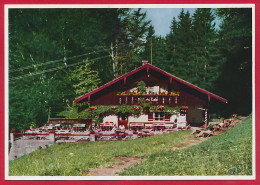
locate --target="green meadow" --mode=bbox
[9,129,192,176]
[121,115,253,176]
[9,115,252,176]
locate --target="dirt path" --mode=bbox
[82,137,208,176]
[171,137,209,150]
[82,157,145,176]
[81,117,244,176]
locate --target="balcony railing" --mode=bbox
[116,94,179,97]
[117,94,179,105]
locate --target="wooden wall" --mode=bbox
[88,68,208,107]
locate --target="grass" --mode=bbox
[9,129,192,176]
[120,115,253,176]
[9,115,253,176]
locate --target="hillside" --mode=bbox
[9,129,192,176]
[121,115,253,175]
[9,115,252,176]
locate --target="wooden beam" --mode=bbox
[169,77,173,84]
[146,66,150,73]
[208,95,211,102]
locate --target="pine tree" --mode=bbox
[214,8,252,116]
[166,17,178,59]
[166,9,193,80]
[165,8,223,92]
[111,8,151,77]
[190,8,221,90]
[141,25,168,69]
[142,25,155,63]
[150,36,168,70]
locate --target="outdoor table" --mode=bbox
[55,130,71,134]
[116,130,125,140]
[116,130,125,133]
[142,129,152,133]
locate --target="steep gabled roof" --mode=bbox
[74,62,228,103]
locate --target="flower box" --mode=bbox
[158,106,165,110]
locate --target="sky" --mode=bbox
[141,8,197,37]
[142,8,222,37]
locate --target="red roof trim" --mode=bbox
[147,64,228,103]
[74,65,146,103]
[74,63,228,103]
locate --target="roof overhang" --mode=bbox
[74,63,228,104]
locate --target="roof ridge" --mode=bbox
[74,63,228,103]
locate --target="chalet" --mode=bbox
[74,61,227,129]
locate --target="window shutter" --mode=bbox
[148,113,153,121]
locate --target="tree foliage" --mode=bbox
[213,8,252,116]
[166,9,193,80]
[9,8,152,131]
[165,9,223,91]
[110,8,151,77]
[8,8,252,131]
[190,8,224,90]
[70,60,101,97]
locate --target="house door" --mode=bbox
[118,114,128,129]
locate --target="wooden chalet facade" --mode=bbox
[74,61,228,128]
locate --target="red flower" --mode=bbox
[134,106,141,110]
[89,106,97,110]
[158,106,164,110]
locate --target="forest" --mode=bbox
[8,8,252,131]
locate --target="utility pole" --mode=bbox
[48,107,51,120]
[150,38,153,65]
[111,42,115,77]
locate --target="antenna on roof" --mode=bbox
[151,38,153,65]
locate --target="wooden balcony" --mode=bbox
[116,94,179,97]
[117,94,180,105]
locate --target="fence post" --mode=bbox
[49,131,55,143]
[10,131,15,145]
[89,131,96,142]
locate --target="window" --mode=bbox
[153,86,160,94]
[180,109,187,116]
[154,112,165,121]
